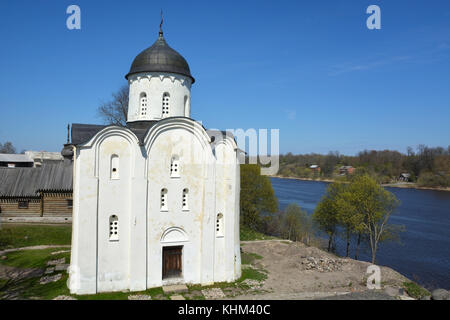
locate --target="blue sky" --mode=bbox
[0,0,449,155]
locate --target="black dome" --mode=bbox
[125,32,194,83]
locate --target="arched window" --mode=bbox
[161,188,168,211]
[170,156,180,178]
[111,155,119,180]
[162,92,170,117]
[182,188,189,211]
[140,92,148,116]
[216,213,224,237]
[109,215,119,241]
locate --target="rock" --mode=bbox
[241,279,264,290]
[431,289,449,300]
[53,295,77,300]
[45,267,55,274]
[1,256,7,260]
[47,258,65,266]
[55,264,69,271]
[51,250,70,256]
[201,288,226,300]
[301,256,343,272]
[419,295,431,300]
[399,295,415,300]
[162,284,188,294]
[128,295,151,300]
[170,295,185,300]
[384,286,402,297]
[39,273,62,285]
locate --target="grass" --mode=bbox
[240,225,277,241]
[0,224,272,300]
[0,224,72,250]
[403,281,431,299]
[241,252,263,265]
[238,267,267,283]
[1,248,70,269]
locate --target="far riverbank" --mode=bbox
[270,175,450,192]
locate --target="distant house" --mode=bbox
[339,166,354,175]
[0,153,33,168]
[399,173,411,182]
[309,164,321,172]
[24,151,64,167]
[0,162,73,222]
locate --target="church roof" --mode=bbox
[70,122,159,146]
[0,162,73,197]
[71,118,218,146]
[125,31,194,83]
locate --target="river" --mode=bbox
[270,177,450,290]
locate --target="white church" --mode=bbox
[67,27,242,294]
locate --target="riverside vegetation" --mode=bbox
[240,164,404,264]
[275,145,450,188]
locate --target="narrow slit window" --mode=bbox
[109,215,119,241]
[111,155,119,180]
[216,213,224,237]
[170,156,180,178]
[162,93,170,118]
[161,188,168,211]
[182,188,189,211]
[140,92,148,116]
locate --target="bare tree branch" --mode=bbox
[97,85,129,126]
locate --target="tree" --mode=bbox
[313,184,341,252]
[240,164,278,231]
[0,142,16,154]
[280,203,314,244]
[97,85,129,126]
[348,175,401,263]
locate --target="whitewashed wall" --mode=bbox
[69,119,240,295]
[127,72,192,122]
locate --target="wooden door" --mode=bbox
[162,246,182,279]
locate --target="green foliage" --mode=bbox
[240,225,277,241]
[277,145,450,187]
[0,224,72,250]
[240,164,278,230]
[402,282,430,299]
[417,171,450,188]
[313,175,404,262]
[279,203,314,244]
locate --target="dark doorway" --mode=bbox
[162,246,182,279]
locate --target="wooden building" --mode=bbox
[0,162,72,220]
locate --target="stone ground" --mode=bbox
[0,240,419,300]
[231,240,412,300]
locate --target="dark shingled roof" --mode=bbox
[71,121,160,146]
[0,162,73,197]
[71,123,107,146]
[125,32,194,83]
[71,118,237,148]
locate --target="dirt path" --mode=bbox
[0,245,71,256]
[233,240,410,300]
